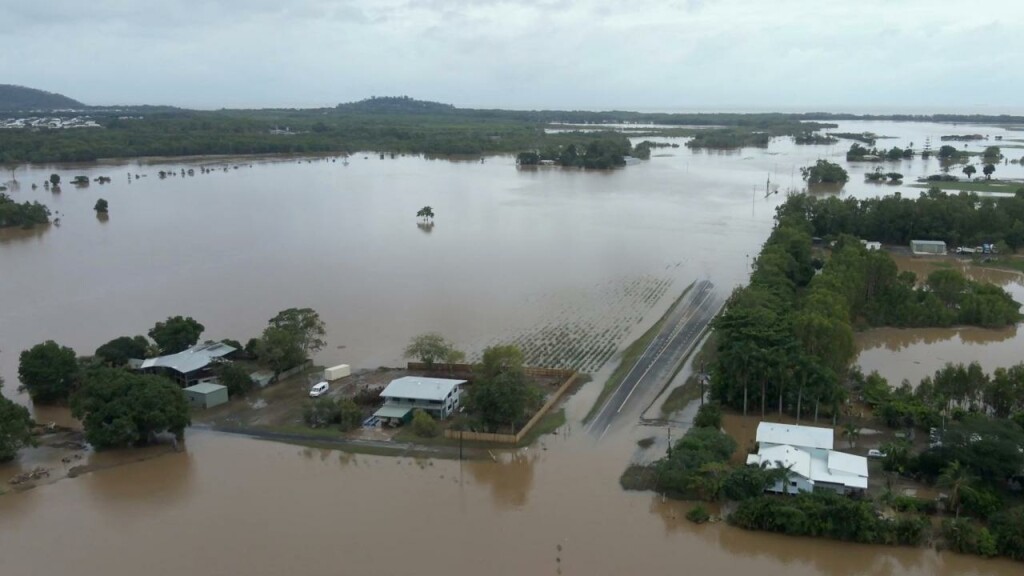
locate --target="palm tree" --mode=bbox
[416,206,435,222]
[937,460,976,519]
[842,422,860,449]
[765,460,797,494]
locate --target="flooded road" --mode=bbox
[3,119,1024,575]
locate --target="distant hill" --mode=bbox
[0,85,85,111]
[336,95,455,114]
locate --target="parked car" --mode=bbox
[309,381,329,397]
[868,449,887,459]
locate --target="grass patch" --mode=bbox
[517,408,566,446]
[976,257,1024,274]
[661,332,717,416]
[585,282,695,422]
[620,464,658,491]
[910,180,1024,194]
[637,436,655,449]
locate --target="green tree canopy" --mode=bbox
[267,307,326,357]
[404,333,460,369]
[0,375,34,462]
[94,335,150,367]
[18,340,79,403]
[411,409,441,437]
[148,316,205,354]
[254,326,307,374]
[466,368,540,432]
[94,198,108,213]
[215,363,255,397]
[71,368,190,449]
[478,344,525,380]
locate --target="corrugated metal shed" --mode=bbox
[137,342,236,375]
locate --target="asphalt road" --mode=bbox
[585,279,720,440]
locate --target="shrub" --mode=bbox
[686,505,711,524]
[941,519,997,557]
[303,399,338,428]
[989,506,1024,560]
[694,403,722,429]
[337,398,362,432]
[411,409,440,438]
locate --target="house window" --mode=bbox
[790,481,798,487]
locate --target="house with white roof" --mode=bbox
[373,376,466,426]
[745,422,868,495]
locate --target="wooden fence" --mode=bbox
[442,370,579,445]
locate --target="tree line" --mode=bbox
[799,188,1024,251]
[516,135,633,169]
[710,194,1021,422]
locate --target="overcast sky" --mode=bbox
[2,0,1022,112]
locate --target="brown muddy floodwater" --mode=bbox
[856,256,1024,386]
[3,119,1024,575]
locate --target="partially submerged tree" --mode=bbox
[0,376,34,463]
[962,164,977,180]
[416,206,435,222]
[983,163,996,180]
[18,340,79,403]
[93,198,108,214]
[94,335,150,367]
[71,368,190,449]
[148,316,205,355]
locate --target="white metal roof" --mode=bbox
[137,342,236,375]
[827,450,869,478]
[756,422,834,450]
[751,444,812,479]
[748,443,869,491]
[183,382,227,395]
[380,376,466,402]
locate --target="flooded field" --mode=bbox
[3,119,1024,575]
[856,254,1024,386]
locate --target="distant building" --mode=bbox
[745,422,868,495]
[373,376,466,426]
[910,239,947,256]
[129,341,236,387]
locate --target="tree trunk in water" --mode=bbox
[814,399,820,423]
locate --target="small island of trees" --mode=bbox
[0,193,50,229]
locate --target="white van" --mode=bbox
[309,381,329,397]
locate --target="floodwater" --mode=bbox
[856,255,1024,386]
[3,119,1024,575]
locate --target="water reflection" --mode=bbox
[467,449,537,509]
[80,448,194,508]
[857,325,1019,353]
[416,221,434,234]
[0,224,50,245]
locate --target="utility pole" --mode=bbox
[699,360,705,406]
[666,426,672,457]
[459,430,464,461]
